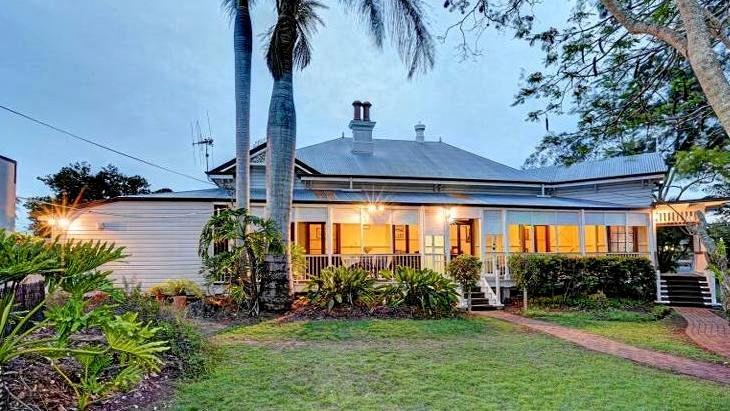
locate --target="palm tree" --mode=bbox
[259,0,435,311]
[222,0,254,210]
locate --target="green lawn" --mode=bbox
[173,317,730,410]
[523,308,729,363]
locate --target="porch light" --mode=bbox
[446,207,456,222]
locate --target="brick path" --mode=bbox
[477,310,730,385]
[674,307,730,358]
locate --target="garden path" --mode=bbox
[674,307,730,358]
[477,310,730,385]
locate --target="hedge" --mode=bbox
[507,254,655,301]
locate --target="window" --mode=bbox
[363,223,391,254]
[393,225,420,254]
[608,226,649,253]
[333,223,361,255]
[584,225,608,253]
[296,222,325,255]
[508,224,579,253]
[213,205,229,255]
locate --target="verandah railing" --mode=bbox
[297,253,421,283]
[297,251,652,284]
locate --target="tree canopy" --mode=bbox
[25,162,166,235]
[443,0,729,200]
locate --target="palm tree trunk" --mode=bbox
[260,72,295,312]
[233,1,252,210]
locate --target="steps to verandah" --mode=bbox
[464,287,501,311]
[659,274,714,307]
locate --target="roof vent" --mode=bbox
[414,122,425,143]
[350,100,375,154]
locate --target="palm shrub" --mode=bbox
[447,255,482,310]
[198,208,283,316]
[380,267,459,315]
[306,266,376,310]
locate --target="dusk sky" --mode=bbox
[1,1,573,230]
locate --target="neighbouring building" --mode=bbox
[59,101,724,307]
[0,155,17,231]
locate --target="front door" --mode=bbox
[450,219,475,259]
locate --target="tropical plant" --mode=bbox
[290,243,307,280]
[149,279,204,298]
[261,0,435,311]
[447,255,482,310]
[0,230,58,291]
[198,207,283,316]
[380,267,459,315]
[306,266,376,310]
[707,239,730,314]
[48,312,168,410]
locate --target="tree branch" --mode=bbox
[703,7,730,49]
[599,0,688,58]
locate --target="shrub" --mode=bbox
[149,279,204,297]
[508,254,655,300]
[447,255,482,289]
[117,289,208,377]
[306,266,376,310]
[380,267,459,315]
[156,315,209,377]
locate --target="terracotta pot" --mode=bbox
[172,295,188,310]
[154,292,166,303]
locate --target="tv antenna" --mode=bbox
[191,112,214,172]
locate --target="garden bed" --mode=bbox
[278,298,456,322]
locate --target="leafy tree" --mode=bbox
[443,0,730,199]
[198,208,283,316]
[25,162,164,235]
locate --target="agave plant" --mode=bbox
[380,267,459,315]
[306,266,376,310]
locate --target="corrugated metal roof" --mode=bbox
[524,152,667,182]
[121,187,632,209]
[295,137,539,182]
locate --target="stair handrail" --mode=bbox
[480,274,503,307]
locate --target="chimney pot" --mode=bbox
[362,101,372,121]
[414,122,426,143]
[352,100,362,121]
[349,100,375,154]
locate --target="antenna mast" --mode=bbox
[191,113,215,172]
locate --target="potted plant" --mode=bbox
[149,284,168,303]
[447,255,483,311]
[149,279,204,310]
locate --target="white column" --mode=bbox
[359,207,365,255]
[648,209,658,267]
[502,209,510,279]
[480,210,488,266]
[326,205,333,266]
[419,206,426,269]
[579,210,586,256]
[443,207,451,268]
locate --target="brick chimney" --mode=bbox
[350,100,375,154]
[414,122,425,143]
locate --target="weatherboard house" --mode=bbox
[64,102,721,307]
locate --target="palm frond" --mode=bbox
[384,0,435,78]
[265,0,327,78]
[341,0,385,48]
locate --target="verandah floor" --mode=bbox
[172,318,730,410]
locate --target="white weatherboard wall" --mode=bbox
[67,201,214,290]
[0,156,16,231]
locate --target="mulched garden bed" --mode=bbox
[3,356,177,411]
[277,299,459,322]
[2,328,184,411]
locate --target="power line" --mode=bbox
[0,104,215,186]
